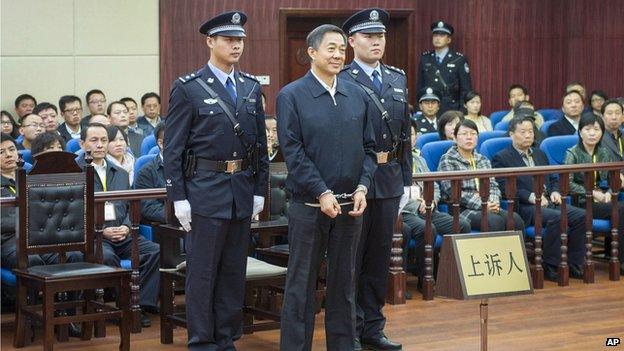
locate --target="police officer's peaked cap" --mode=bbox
[419,87,441,103]
[199,11,247,37]
[431,20,454,36]
[342,8,389,35]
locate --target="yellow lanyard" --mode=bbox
[592,154,598,188]
[7,185,15,194]
[99,172,107,192]
[618,136,623,157]
[470,156,479,191]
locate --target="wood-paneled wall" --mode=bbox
[160,0,624,115]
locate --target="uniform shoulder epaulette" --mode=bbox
[341,64,353,72]
[239,71,260,83]
[177,72,200,84]
[422,50,434,56]
[455,51,464,57]
[385,64,405,75]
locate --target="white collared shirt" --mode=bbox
[353,58,382,85]
[93,159,107,189]
[435,47,449,62]
[208,60,236,90]
[310,69,337,105]
[66,124,81,139]
[564,115,580,130]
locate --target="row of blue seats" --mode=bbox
[489,108,563,127]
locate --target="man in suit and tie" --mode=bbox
[600,99,624,161]
[548,90,584,137]
[164,11,268,350]
[492,117,587,281]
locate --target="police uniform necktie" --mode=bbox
[437,56,443,64]
[225,76,237,104]
[371,70,382,94]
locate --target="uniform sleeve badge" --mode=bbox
[464,62,470,73]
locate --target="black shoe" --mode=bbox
[68,322,82,338]
[544,264,559,282]
[569,264,584,279]
[141,312,151,328]
[354,337,363,351]
[361,335,402,350]
[141,305,160,315]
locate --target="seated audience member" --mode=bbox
[1,110,20,139]
[76,123,160,326]
[31,132,66,156]
[501,85,545,127]
[600,99,624,161]
[81,89,107,127]
[438,119,525,232]
[33,102,59,133]
[565,81,592,114]
[14,94,37,119]
[89,114,111,126]
[57,95,83,142]
[107,101,144,156]
[137,92,162,137]
[492,117,587,280]
[463,91,492,132]
[564,113,624,274]
[548,90,584,137]
[134,123,166,223]
[402,123,470,293]
[514,106,546,146]
[588,90,608,117]
[437,110,463,141]
[265,116,280,161]
[415,87,441,135]
[18,113,45,150]
[121,97,142,136]
[106,125,136,185]
[1,132,82,269]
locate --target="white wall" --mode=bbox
[0,0,159,117]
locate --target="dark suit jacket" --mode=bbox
[57,122,78,143]
[601,129,624,162]
[126,128,144,157]
[134,155,165,223]
[547,117,577,137]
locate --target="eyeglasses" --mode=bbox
[23,123,46,129]
[89,99,106,104]
[1,121,12,126]
[64,107,83,114]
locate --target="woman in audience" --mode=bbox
[437,110,463,141]
[106,125,135,184]
[463,91,492,132]
[564,113,624,273]
[438,119,525,232]
[31,132,66,156]
[1,110,20,139]
[589,90,608,117]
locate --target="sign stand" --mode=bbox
[436,231,533,351]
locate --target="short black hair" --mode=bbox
[306,24,346,50]
[58,95,82,112]
[80,123,108,141]
[86,89,105,103]
[107,125,128,145]
[508,116,535,133]
[153,122,165,141]
[437,110,464,140]
[106,101,127,116]
[0,132,17,147]
[14,94,37,108]
[454,118,479,137]
[601,99,624,115]
[508,84,528,96]
[33,102,58,115]
[562,90,585,104]
[577,113,605,150]
[120,97,138,105]
[141,92,161,106]
[31,132,66,155]
[589,90,608,102]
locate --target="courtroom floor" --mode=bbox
[1,264,623,351]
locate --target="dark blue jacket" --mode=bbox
[276,71,377,203]
[339,62,412,199]
[136,116,159,137]
[134,154,166,223]
[416,49,472,112]
[547,117,577,137]
[163,65,269,219]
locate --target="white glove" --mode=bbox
[253,196,265,217]
[174,200,192,232]
[398,186,410,214]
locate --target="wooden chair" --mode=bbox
[12,151,132,351]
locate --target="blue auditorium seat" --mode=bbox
[476,130,507,150]
[540,119,558,137]
[416,132,440,150]
[479,137,512,160]
[65,138,81,153]
[421,140,454,172]
[489,110,510,127]
[17,149,32,164]
[539,135,579,165]
[133,154,157,184]
[538,109,563,121]
[140,135,157,156]
[148,145,160,155]
[494,119,511,131]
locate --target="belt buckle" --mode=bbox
[376,152,388,164]
[226,160,241,173]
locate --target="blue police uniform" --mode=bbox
[414,87,441,135]
[277,70,377,351]
[339,9,410,350]
[163,11,269,351]
[416,21,472,114]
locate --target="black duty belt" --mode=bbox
[376,148,399,164]
[196,157,251,173]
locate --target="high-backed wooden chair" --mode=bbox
[12,151,131,351]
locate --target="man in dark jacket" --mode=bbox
[134,123,166,223]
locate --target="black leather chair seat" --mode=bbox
[23,262,122,278]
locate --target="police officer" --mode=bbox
[163,11,269,350]
[339,8,410,351]
[415,87,441,135]
[416,21,472,114]
[277,24,377,351]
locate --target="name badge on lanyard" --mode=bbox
[104,202,117,221]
